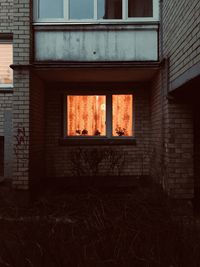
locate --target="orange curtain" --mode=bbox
[112,94,133,136]
[67,95,106,136]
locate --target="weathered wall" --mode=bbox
[0,92,13,179]
[162,0,200,88]
[12,0,31,189]
[45,86,151,181]
[29,73,45,190]
[35,26,158,62]
[194,95,200,197]
[0,0,13,180]
[0,0,13,33]
[163,98,194,199]
[150,72,163,184]
[149,0,198,199]
[151,75,194,199]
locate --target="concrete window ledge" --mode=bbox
[59,138,136,146]
[0,88,13,93]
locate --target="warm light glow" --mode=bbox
[0,44,13,84]
[67,95,106,136]
[67,94,133,137]
[112,94,133,136]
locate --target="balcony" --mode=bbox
[33,0,159,63]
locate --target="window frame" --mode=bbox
[63,91,135,139]
[33,0,159,23]
[0,38,13,89]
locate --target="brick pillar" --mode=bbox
[164,99,194,199]
[12,0,31,189]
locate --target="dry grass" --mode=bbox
[0,182,199,267]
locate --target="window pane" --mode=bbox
[67,95,106,136]
[112,95,133,136]
[38,0,63,18]
[98,0,122,19]
[0,44,13,85]
[128,0,153,17]
[69,0,94,19]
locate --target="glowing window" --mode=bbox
[0,42,13,86]
[67,95,106,136]
[112,94,133,136]
[66,94,133,137]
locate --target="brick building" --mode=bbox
[0,0,199,203]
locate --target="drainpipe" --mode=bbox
[159,0,168,190]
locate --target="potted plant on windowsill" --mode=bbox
[82,129,88,136]
[115,127,127,136]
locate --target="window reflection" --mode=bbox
[39,0,63,18]
[69,0,94,19]
[128,0,153,17]
[98,0,122,19]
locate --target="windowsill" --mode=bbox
[0,85,13,93]
[59,137,136,146]
[33,21,159,27]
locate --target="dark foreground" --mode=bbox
[0,181,199,267]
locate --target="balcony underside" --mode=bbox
[33,62,160,83]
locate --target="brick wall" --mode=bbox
[12,0,31,189]
[151,74,194,199]
[45,86,151,181]
[150,72,163,184]
[29,74,45,190]
[0,0,13,33]
[0,0,13,180]
[162,0,200,84]
[163,99,194,199]
[0,93,13,136]
[194,99,200,196]
[149,0,197,199]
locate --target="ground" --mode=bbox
[0,180,199,267]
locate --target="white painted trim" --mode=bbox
[94,0,97,20]
[0,84,13,88]
[153,0,160,21]
[122,0,127,20]
[33,0,38,21]
[64,0,69,20]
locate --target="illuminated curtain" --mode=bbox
[128,0,153,17]
[112,95,133,136]
[67,95,106,136]
[0,44,13,84]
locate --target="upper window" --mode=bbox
[65,93,133,138]
[0,39,13,87]
[34,0,159,22]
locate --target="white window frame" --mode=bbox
[0,39,13,89]
[64,92,135,139]
[34,0,159,23]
